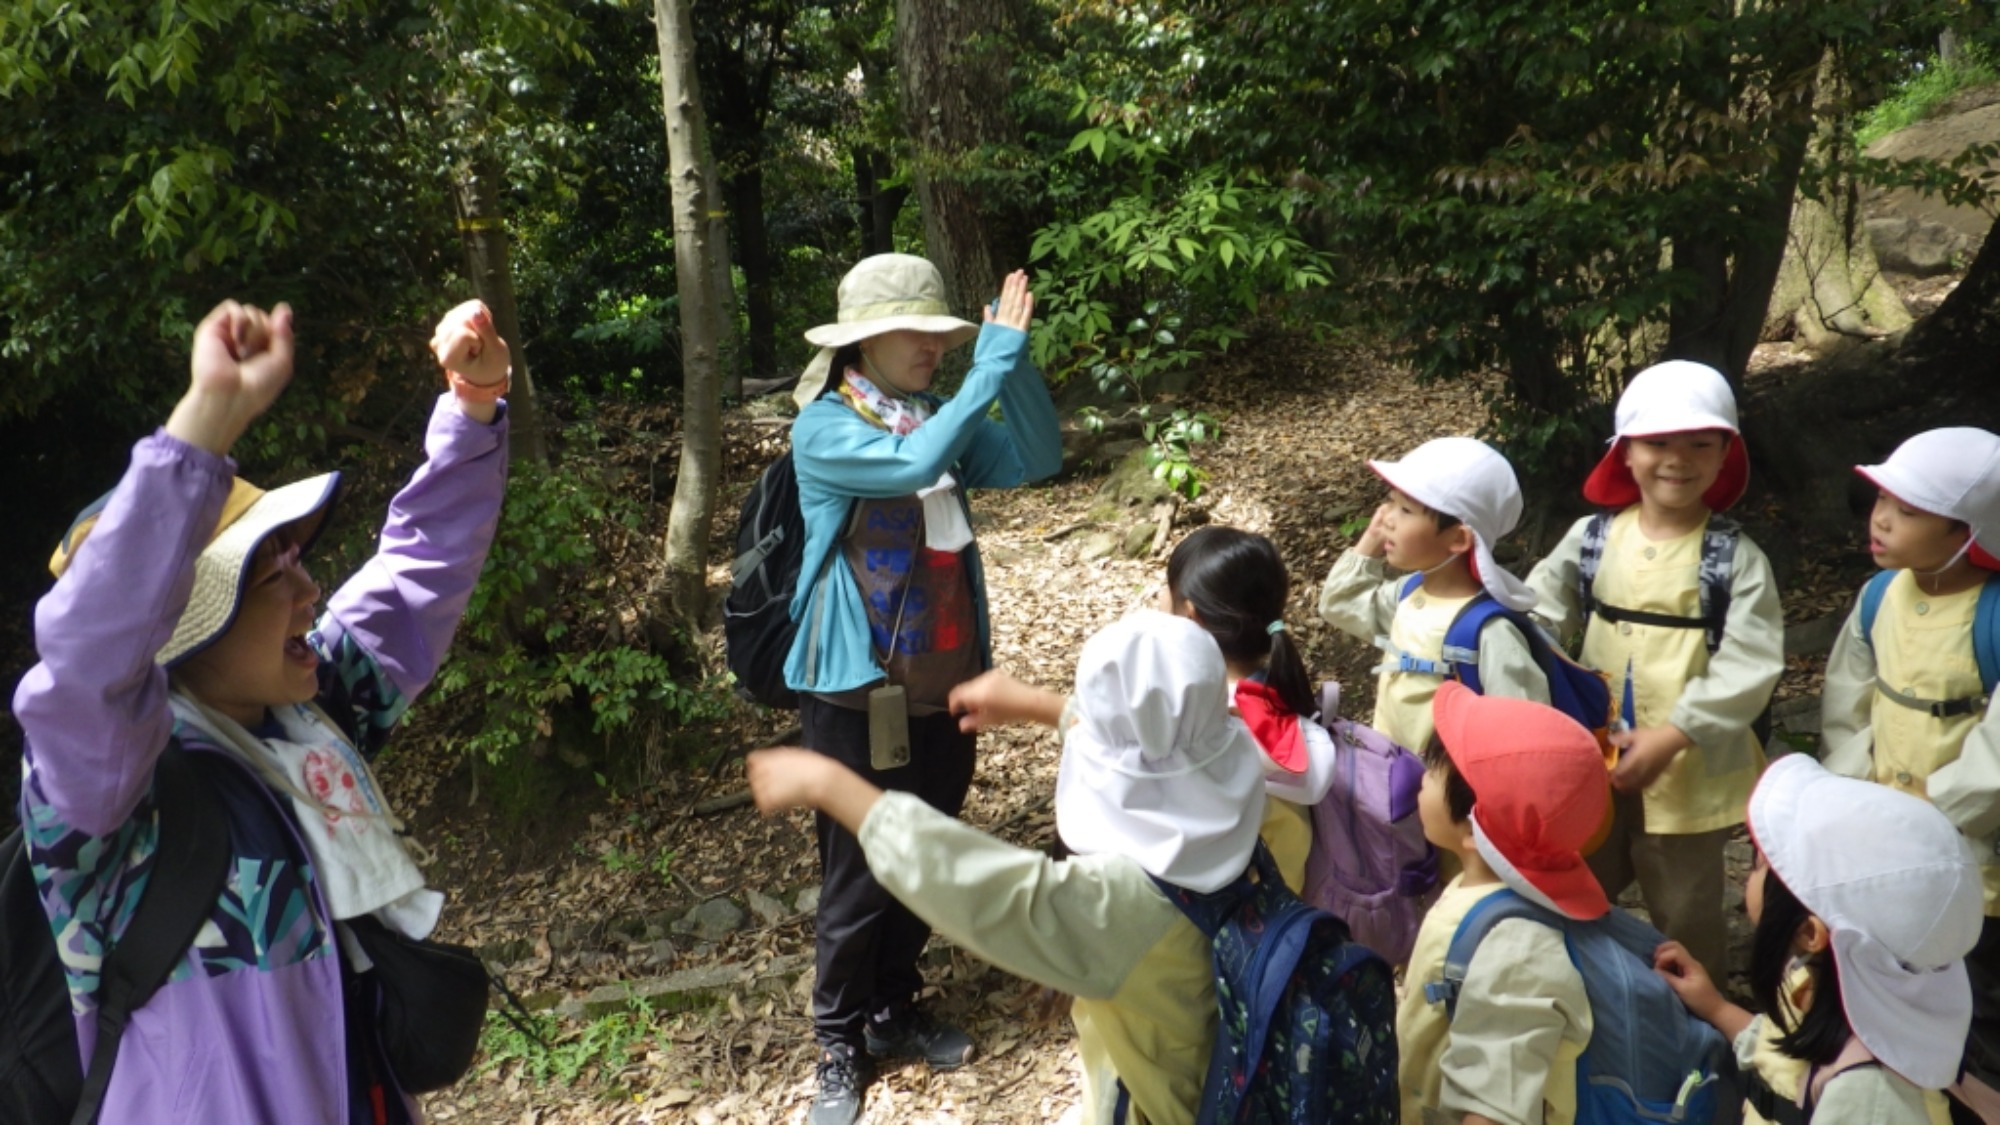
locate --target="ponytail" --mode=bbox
[1166,526,1318,718]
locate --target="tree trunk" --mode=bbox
[1666,54,1816,385]
[728,163,775,381]
[702,153,744,400]
[893,0,1025,316]
[453,156,547,464]
[651,0,728,630]
[1744,213,2000,539]
[1902,211,2000,369]
[1758,61,1909,358]
[1767,190,1912,351]
[852,146,908,256]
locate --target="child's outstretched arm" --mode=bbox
[1318,503,1401,641]
[16,301,294,833]
[748,746,884,831]
[746,746,1184,1004]
[948,669,1065,732]
[1653,940,1754,1041]
[313,301,511,747]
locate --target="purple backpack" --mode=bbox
[1299,682,1440,965]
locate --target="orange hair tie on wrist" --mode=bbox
[446,368,510,403]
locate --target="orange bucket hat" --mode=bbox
[1432,682,1611,920]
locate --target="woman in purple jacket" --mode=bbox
[13,297,511,1123]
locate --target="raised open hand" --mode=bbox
[982,270,1035,333]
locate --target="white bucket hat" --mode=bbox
[1748,754,1984,1090]
[1054,609,1268,893]
[794,254,981,408]
[51,472,342,666]
[1855,427,2000,571]
[1584,360,1750,511]
[1368,436,1536,613]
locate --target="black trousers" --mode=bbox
[1951,915,2000,1123]
[801,694,977,1049]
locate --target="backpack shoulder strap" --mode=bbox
[1425,888,1564,1018]
[1858,570,1897,651]
[72,746,232,1125]
[1802,1034,1883,1118]
[1317,680,1342,726]
[1398,573,1423,601]
[1576,511,1613,618]
[1441,594,1522,696]
[1976,576,2000,698]
[1696,515,1740,655]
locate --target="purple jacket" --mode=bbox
[13,395,507,1124]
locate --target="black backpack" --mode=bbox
[1,747,231,1125]
[723,451,855,708]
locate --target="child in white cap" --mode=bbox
[1319,436,1551,755]
[745,609,1278,1125]
[1524,360,1784,977]
[1656,754,1983,1124]
[1820,426,2000,1121]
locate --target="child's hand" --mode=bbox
[168,300,296,455]
[948,669,1048,732]
[1653,940,1722,1021]
[982,270,1034,333]
[430,299,510,388]
[1609,724,1689,793]
[950,670,1023,732]
[746,747,834,814]
[1354,502,1392,559]
[747,747,882,833]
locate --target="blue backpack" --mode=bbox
[1428,889,1728,1124]
[1857,570,2000,717]
[1393,576,1615,747]
[1130,844,1400,1125]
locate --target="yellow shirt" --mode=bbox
[1822,571,2000,912]
[1527,509,1782,835]
[1398,877,1590,1125]
[1738,974,1951,1125]
[1869,572,1984,799]
[1260,798,1312,894]
[1318,551,1551,755]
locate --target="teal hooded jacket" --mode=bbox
[785,322,1063,695]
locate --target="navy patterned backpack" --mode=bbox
[1139,843,1399,1124]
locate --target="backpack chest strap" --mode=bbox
[1588,601,1710,632]
[1874,680,1990,719]
[1371,635,1477,678]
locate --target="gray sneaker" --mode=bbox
[863,1007,975,1070]
[810,1042,871,1125]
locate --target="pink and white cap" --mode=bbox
[1749,754,1983,1090]
[1368,437,1536,613]
[1583,361,1750,512]
[1855,427,2000,572]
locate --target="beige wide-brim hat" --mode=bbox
[794,253,980,407]
[51,472,341,666]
